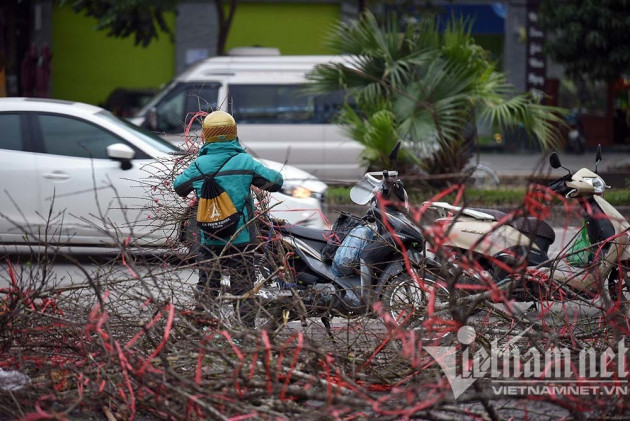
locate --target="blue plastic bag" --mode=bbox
[332,224,374,277]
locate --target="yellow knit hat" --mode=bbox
[202,110,237,143]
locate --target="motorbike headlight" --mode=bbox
[281,185,313,199]
[583,176,606,193]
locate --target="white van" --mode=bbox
[130,50,364,182]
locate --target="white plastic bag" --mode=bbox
[0,368,30,391]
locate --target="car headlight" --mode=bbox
[583,176,606,193]
[281,186,313,199]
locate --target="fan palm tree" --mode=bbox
[307,11,565,182]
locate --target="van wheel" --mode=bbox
[380,271,454,339]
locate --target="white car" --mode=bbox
[0,98,327,251]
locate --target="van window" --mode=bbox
[230,84,312,124]
[314,90,349,124]
[156,83,220,133]
[229,84,348,124]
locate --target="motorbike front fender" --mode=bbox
[374,242,437,286]
[375,261,404,298]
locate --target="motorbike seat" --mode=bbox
[282,225,332,243]
[513,217,556,242]
[469,208,506,220]
[471,208,556,242]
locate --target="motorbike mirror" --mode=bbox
[549,152,562,169]
[595,144,602,173]
[389,141,402,169]
[350,179,375,205]
[550,151,571,174]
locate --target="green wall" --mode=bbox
[51,2,339,105]
[51,4,175,106]
[226,3,339,55]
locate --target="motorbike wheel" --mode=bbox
[381,271,454,339]
[608,263,630,306]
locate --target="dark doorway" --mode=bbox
[613,81,630,146]
[0,0,32,96]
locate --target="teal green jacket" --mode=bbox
[173,139,283,246]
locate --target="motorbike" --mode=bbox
[423,146,630,307]
[566,109,587,154]
[251,142,443,333]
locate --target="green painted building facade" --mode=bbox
[225,3,340,55]
[51,5,176,106]
[5,1,506,116]
[50,2,341,106]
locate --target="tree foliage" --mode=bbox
[307,11,565,178]
[539,0,630,82]
[63,0,237,54]
[63,0,177,47]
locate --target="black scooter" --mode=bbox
[260,142,436,331]
[566,109,586,154]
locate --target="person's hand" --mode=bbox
[270,217,287,226]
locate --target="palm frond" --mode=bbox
[307,10,569,176]
[478,93,567,149]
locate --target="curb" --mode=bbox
[498,172,630,189]
[325,204,630,226]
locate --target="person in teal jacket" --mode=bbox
[173,110,283,327]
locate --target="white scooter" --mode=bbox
[424,146,630,306]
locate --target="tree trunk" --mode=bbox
[214,0,238,56]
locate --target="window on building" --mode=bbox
[559,79,607,117]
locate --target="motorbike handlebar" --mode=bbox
[365,171,398,183]
[547,173,572,195]
[362,170,406,204]
[392,180,406,203]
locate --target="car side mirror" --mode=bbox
[107,143,135,170]
[146,107,158,131]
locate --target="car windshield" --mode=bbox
[134,80,178,116]
[97,110,183,154]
